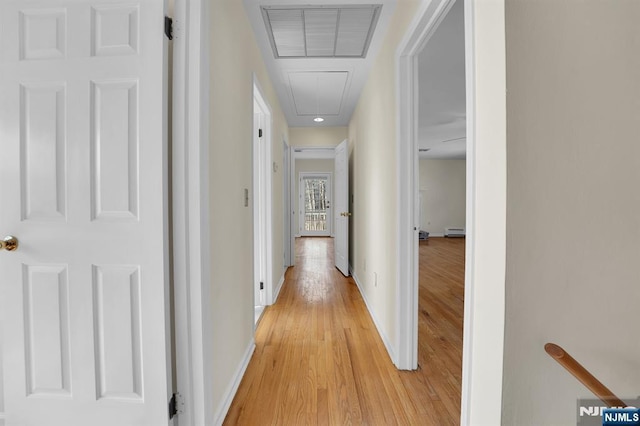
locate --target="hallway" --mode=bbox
[224,237,463,425]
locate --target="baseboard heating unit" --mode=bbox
[444,228,465,238]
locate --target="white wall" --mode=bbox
[348,0,420,359]
[290,126,347,147]
[503,1,640,424]
[294,159,334,236]
[209,0,289,421]
[419,159,466,236]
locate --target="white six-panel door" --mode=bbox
[0,0,171,425]
[334,139,349,276]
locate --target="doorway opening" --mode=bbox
[290,144,349,276]
[415,0,467,420]
[298,172,332,237]
[396,0,507,423]
[252,79,273,325]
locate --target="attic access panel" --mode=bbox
[261,5,382,58]
[288,71,349,116]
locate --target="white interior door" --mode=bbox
[253,109,266,307]
[252,82,273,307]
[0,0,172,425]
[334,139,349,276]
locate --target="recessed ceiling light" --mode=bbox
[314,117,324,122]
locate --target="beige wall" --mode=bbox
[419,159,466,235]
[289,126,347,147]
[294,159,335,235]
[348,0,419,353]
[503,1,640,424]
[209,0,288,420]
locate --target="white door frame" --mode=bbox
[292,147,336,243]
[283,139,292,267]
[298,172,333,237]
[252,77,274,306]
[171,0,212,424]
[395,0,506,425]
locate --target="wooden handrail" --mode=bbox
[544,343,626,407]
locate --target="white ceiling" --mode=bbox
[244,0,396,127]
[418,0,466,159]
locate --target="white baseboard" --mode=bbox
[427,233,444,237]
[349,266,397,364]
[273,273,285,303]
[213,339,256,426]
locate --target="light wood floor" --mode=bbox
[224,237,465,425]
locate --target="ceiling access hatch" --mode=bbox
[261,5,382,58]
[288,71,349,116]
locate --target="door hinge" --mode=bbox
[164,16,174,40]
[258,128,263,138]
[169,392,183,419]
[169,393,177,418]
[260,282,264,290]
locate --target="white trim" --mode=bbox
[460,0,506,424]
[163,3,174,420]
[395,0,456,372]
[289,146,297,266]
[292,146,336,160]
[283,139,292,268]
[350,267,396,363]
[396,0,507,425]
[172,0,212,425]
[252,77,274,306]
[212,340,256,426]
[273,273,286,303]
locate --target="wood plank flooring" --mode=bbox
[224,237,465,425]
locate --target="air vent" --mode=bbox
[261,5,382,58]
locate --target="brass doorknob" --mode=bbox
[0,236,18,252]
[340,212,352,217]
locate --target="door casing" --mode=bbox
[395,0,507,425]
[171,0,212,424]
[283,140,292,268]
